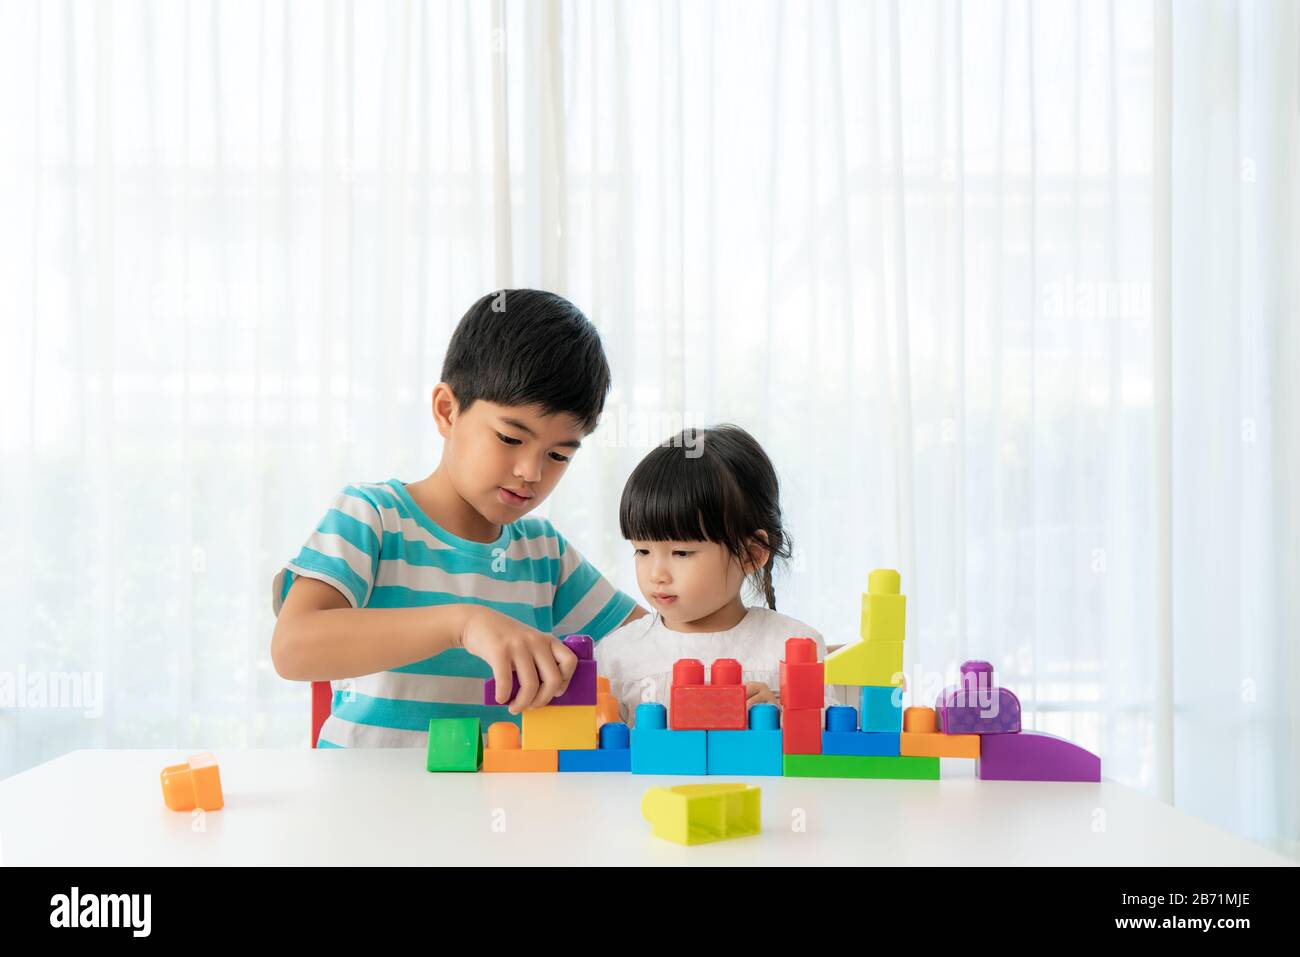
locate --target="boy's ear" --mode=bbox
[744,529,771,574]
[431,382,460,439]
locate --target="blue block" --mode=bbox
[822,730,901,756]
[560,721,631,771]
[860,685,903,733]
[559,748,631,771]
[705,702,782,776]
[631,703,707,775]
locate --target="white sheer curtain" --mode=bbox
[0,0,1295,857]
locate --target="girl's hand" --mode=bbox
[745,681,779,708]
[459,607,576,714]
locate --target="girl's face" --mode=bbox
[630,540,748,627]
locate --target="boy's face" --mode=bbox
[436,388,585,527]
[630,541,748,627]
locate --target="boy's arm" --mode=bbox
[272,577,576,714]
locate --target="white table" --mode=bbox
[0,749,1292,866]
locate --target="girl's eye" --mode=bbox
[672,550,693,558]
[548,451,571,463]
[633,548,649,556]
[495,432,523,446]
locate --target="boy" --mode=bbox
[271,289,648,747]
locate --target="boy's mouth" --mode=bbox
[497,486,534,507]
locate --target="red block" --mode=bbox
[779,636,824,711]
[670,658,747,730]
[782,708,823,754]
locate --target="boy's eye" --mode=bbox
[495,432,523,446]
[548,451,571,463]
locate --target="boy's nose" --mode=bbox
[514,454,543,484]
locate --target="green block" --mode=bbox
[782,753,939,780]
[427,717,483,772]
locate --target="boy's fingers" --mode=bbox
[487,652,515,706]
[532,647,565,707]
[511,650,540,714]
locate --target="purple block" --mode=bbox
[935,660,1022,734]
[563,634,593,660]
[483,658,597,707]
[977,730,1101,782]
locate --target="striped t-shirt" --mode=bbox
[272,479,637,748]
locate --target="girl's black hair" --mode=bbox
[618,424,792,610]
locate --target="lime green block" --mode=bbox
[641,784,762,845]
[427,717,483,772]
[783,753,939,779]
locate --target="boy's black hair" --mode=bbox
[619,424,793,610]
[441,289,612,434]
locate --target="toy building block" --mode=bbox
[860,685,904,732]
[521,704,598,750]
[779,637,825,710]
[824,639,904,687]
[560,721,632,772]
[783,753,940,780]
[899,706,979,758]
[631,703,707,775]
[483,634,597,707]
[935,660,1022,734]
[482,721,558,772]
[977,730,1101,782]
[641,783,762,845]
[669,658,746,730]
[427,717,483,772]
[782,707,823,754]
[596,677,622,727]
[859,568,906,643]
[821,705,900,756]
[161,752,224,811]
[706,703,783,776]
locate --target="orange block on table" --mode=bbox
[483,722,559,772]
[161,752,224,811]
[900,706,979,758]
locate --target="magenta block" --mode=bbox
[935,660,1022,734]
[483,658,597,707]
[977,730,1101,782]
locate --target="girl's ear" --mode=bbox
[744,529,771,574]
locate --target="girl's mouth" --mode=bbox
[652,593,677,605]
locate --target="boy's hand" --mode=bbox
[745,681,779,708]
[459,607,577,715]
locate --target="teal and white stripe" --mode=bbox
[272,479,636,748]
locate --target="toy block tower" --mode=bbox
[824,568,906,689]
[780,637,824,754]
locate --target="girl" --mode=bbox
[597,424,837,724]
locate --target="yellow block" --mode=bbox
[641,784,761,845]
[521,705,597,750]
[859,568,906,643]
[824,640,904,687]
[900,731,980,758]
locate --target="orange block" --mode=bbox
[596,676,621,727]
[900,708,979,758]
[161,752,224,811]
[483,722,558,772]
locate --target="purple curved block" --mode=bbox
[935,660,1022,734]
[977,730,1101,782]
